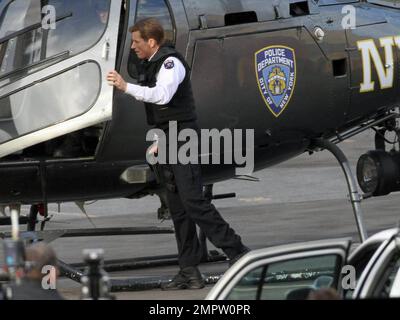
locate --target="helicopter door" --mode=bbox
[0,0,122,158]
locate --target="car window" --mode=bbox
[226,255,340,300]
[226,266,264,300]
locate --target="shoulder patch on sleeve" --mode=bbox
[164,60,175,70]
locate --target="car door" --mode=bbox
[354,232,400,299]
[206,239,351,300]
[0,0,122,158]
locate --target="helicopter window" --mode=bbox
[0,0,110,80]
[128,0,176,79]
[290,1,310,16]
[135,0,175,44]
[225,11,258,26]
[332,58,347,77]
[0,0,42,40]
[0,62,100,144]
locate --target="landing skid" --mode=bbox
[58,251,226,291]
[0,223,227,290]
[0,198,229,291]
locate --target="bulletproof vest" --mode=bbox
[137,46,197,128]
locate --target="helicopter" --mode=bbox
[0,0,400,243]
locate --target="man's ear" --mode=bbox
[148,38,157,48]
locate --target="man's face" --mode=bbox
[131,31,154,60]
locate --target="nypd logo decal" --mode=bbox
[255,46,296,117]
[164,60,175,70]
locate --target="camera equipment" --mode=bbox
[80,249,113,300]
[1,239,27,300]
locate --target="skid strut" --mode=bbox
[312,138,368,242]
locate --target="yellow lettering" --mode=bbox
[395,36,400,50]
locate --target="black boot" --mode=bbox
[161,266,205,290]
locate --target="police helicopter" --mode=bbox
[1,0,400,247]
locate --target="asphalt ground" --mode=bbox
[1,129,400,299]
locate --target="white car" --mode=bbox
[206,228,400,300]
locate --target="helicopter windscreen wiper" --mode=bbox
[0,11,72,45]
[0,50,70,82]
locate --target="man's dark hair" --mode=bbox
[129,18,165,45]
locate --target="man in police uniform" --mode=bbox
[107,18,249,290]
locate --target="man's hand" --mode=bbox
[148,142,158,155]
[107,70,127,92]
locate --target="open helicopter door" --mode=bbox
[0,0,122,158]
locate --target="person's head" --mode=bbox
[25,243,59,281]
[129,18,165,60]
[307,288,340,300]
[95,1,109,24]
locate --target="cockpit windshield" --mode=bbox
[0,0,42,39]
[0,0,110,79]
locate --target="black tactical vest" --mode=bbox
[137,46,197,128]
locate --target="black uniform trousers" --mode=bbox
[157,121,247,268]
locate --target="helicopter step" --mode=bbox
[0,216,29,226]
[0,226,175,243]
[120,164,157,184]
[120,164,237,200]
